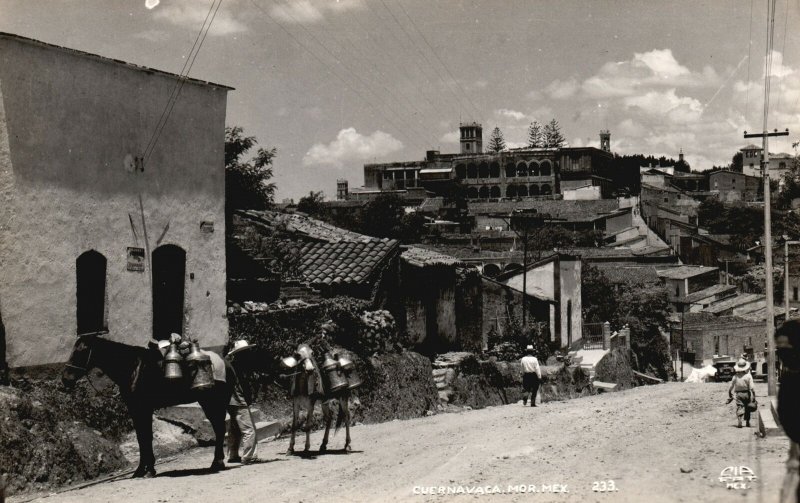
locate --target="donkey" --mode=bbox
[285,345,352,454]
[62,334,234,477]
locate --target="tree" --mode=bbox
[487,126,506,153]
[528,121,544,148]
[614,282,673,380]
[731,152,743,173]
[543,118,566,148]
[225,126,276,217]
[297,190,327,216]
[581,265,617,324]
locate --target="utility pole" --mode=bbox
[745,128,788,396]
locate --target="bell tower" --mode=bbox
[600,130,611,152]
[460,123,483,154]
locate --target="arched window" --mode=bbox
[478,162,489,178]
[516,161,528,177]
[540,160,552,176]
[490,186,501,198]
[467,187,479,199]
[467,163,478,178]
[541,184,552,195]
[482,263,501,277]
[506,185,517,198]
[505,163,516,178]
[529,184,540,196]
[529,161,540,177]
[76,250,107,335]
[479,186,490,199]
[152,244,186,341]
[455,164,466,178]
[489,161,500,178]
[518,185,528,197]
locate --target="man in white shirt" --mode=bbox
[520,345,542,407]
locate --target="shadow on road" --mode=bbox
[284,449,364,460]
[158,459,287,477]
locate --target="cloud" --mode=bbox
[545,78,579,100]
[440,131,460,144]
[623,89,704,123]
[132,29,170,42]
[152,1,248,35]
[496,108,527,121]
[269,0,364,24]
[580,48,718,99]
[303,128,403,168]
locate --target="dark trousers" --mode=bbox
[522,373,540,404]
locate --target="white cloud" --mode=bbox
[269,0,364,24]
[766,51,795,78]
[303,128,403,168]
[623,89,704,123]
[440,131,460,144]
[545,78,579,100]
[133,29,170,42]
[152,1,248,35]
[496,108,526,121]
[581,49,718,99]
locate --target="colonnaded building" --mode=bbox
[354,124,614,201]
[0,33,230,368]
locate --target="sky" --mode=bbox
[1,0,799,201]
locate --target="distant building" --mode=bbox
[0,33,231,368]
[740,143,795,180]
[361,125,614,200]
[709,170,762,202]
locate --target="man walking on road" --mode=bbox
[225,340,259,465]
[521,345,542,407]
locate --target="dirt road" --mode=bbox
[20,382,790,503]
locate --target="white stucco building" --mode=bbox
[0,33,231,367]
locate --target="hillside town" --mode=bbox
[1,1,800,502]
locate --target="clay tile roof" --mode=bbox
[402,246,466,267]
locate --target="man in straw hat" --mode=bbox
[726,358,755,428]
[225,339,259,464]
[520,345,542,407]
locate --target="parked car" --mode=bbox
[712,356,738,382]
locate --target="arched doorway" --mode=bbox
[76,250,107,334]
[152,245,186,341]
[479,186,490,199]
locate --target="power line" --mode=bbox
[247,0,429,150]
[303,1,449,144]
[143,0,219,166]
[320,1,457,139]
[145,0,222,165]
[773,0,790,114]
[745,0,754,125]
[394,0,483,120]
[361,0,467,122]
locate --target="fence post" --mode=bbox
[602,321,611,350]
[621,325,631,350]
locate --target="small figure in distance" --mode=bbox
[520,345,542,407]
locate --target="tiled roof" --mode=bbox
[682,313,761,328]
[593,264,661,285]
[702,293,764,315]
[683,284,737,304]
[402,246,466,267]
[737,306,787,322]
[467,200,621,222]
[236,210,399,290]
[656,265,718,280]
[296,239,397,287]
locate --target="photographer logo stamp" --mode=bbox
[718,466,757,490]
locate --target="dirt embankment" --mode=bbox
[0,376,132,496]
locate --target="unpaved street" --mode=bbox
[24,382,789,503]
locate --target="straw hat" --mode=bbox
[735,359,750,372]
[228,339,255,356]
[525,345,534,351]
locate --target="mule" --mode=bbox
[61,334,234,478]
[286,348,352,454]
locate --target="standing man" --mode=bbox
[520,345,542,407]
[225,339,259,465]
[776,320,800,502]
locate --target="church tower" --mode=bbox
[599,130,611,152]
[460,123,483,154]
